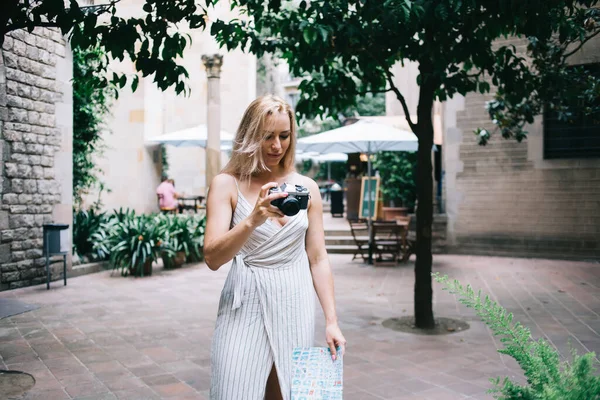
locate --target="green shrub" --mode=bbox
[91,217,117,262]
[187,214,206,262]
[373,151,417,209]
[109,215,173,277]
[73,208,108,260]
[88,211,206,276]
[112,207,137,223]
[434,273,600,400]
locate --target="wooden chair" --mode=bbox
[157,194,177,214]
[372,221,403,266]
[347,218,369,262]
[394,215,415,262]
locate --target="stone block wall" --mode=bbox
[443,37,600,260]
[0,28,73,290]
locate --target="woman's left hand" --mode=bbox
[325,322,347,361]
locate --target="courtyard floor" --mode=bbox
[1,253,599,399]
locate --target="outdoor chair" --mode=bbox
[157,194,177,214]
[372,221,403,266]
[347,218,369,262]
[394,215,415,262]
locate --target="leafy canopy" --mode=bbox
[2,0,212,94]
[211,0,600,142]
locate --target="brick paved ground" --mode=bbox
[1,254,599,399]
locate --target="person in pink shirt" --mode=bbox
[156,176,183,213]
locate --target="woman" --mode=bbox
[204,95,346,400]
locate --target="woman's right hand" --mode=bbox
[247,182,288,228]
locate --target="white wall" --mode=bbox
[84,0,256,213]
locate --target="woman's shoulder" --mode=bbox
[209,173,239,195]
[292,172,319,192]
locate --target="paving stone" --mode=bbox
[1,253,599,399]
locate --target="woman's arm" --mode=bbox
[304,177,347,360]
[203,174,287,271]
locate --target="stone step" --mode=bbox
[325,245,359,254]
[324,229,351,236]
[325,236,363,246]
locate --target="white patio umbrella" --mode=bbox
[297,119,418,263]
[297,119,418,153]
[295,151,348,181]
[146,124,234,149]
[295,151,348,162]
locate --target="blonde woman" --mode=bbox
[204,95,346,399]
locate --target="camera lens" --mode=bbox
[280,197,300,216]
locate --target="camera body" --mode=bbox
[269,183,311,216]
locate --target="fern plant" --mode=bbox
[433,273,600,400]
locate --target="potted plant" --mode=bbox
[157,214,205,269]
[109,215,171,277]
[157,215,187,269]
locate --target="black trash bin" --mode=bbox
[43,223,69,290]
[329,184,344,218]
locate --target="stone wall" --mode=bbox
[0,28,73,290]
[443,37,600,260]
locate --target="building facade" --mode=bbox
[388,37,600,260]
[82,0,257,213]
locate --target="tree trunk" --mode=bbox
[413,64,436,329]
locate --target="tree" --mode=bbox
[2,0,211,94]
[211,0,600,328]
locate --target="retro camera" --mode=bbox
[269,183,310,216]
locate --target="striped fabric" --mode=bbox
[210,182,316,400]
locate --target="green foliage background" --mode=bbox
[373,152,418,208]
[72,45,112,210]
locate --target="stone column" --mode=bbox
[201,54,223,195]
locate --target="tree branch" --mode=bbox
[80,0,123,15]
[345,24,417,131]
[562,28,600,60]
[384,68,417,131]
[3,0,122,37]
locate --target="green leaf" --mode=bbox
[303,27,317,45]
[131,75,139,92]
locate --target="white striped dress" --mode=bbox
[210,181,316,400]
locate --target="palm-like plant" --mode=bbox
[109,215,173,277]
[187,214,206,262]
[73,208,107,259]
[156,214,205,268]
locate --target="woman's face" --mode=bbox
[262,111,291,169]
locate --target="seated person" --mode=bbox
[156,176,184,213]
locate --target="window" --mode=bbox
[543,63,600,159]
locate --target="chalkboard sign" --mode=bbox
[359,176,380,220]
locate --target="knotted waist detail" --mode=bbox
[230,251,307,310]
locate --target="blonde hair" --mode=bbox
[223,95,297,181]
